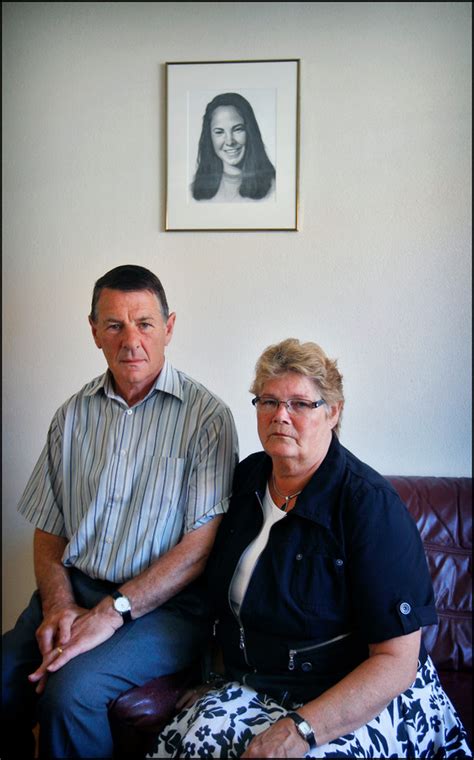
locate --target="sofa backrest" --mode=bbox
[387,476,472,673]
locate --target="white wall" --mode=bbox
[2,1,471,631]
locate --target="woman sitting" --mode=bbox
[151,338,471,758]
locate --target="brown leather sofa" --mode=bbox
[109,476,472,758]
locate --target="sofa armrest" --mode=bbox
[109,668,195,759]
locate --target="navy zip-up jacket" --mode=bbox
[206,435,437,704]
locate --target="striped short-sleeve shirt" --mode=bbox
[18,360,239,582]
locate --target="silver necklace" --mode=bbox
[272,473,303,512]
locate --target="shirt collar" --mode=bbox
[244,435,346,529]
[294,435,346,528]
[83,359,184,404]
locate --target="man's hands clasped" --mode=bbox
[29,598,123,693]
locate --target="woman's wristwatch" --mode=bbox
[285,711,318,749]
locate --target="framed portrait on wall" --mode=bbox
[165,59,300,231]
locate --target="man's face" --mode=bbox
[89,288,175,405]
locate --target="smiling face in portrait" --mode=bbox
[210,105,247,171]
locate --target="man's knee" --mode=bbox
[36,667,115,758]
[39,666,106,719]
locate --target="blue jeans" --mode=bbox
[1,569,209,758]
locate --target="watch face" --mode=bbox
[114,596,131,613]
[299,720,312,736]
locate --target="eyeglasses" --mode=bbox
[252,397,326,416]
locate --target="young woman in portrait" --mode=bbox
[191,92,276,203]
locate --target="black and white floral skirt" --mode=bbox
[149,655,470,758]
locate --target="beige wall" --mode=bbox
[2,1,472,631]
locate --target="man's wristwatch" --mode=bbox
[286,711,318,750]
[111,591,132,623]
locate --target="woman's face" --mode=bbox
[255,372,340,475]
[210,105,247,169]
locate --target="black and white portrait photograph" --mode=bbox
[166,60,299,230]
[189,90,276,204]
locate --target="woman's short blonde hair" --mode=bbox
[250,338,345,436]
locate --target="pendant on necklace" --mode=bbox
[272,473,302,512]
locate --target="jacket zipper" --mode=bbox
[227,490,266,668]
[213,615,248,676]
[228,588,251,665]
[288,632,352,670]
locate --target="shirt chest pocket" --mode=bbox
[142,455,187,512]
[113,455,188,533]
[290,550,346,616]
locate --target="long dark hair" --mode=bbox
[192,93,276,201]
